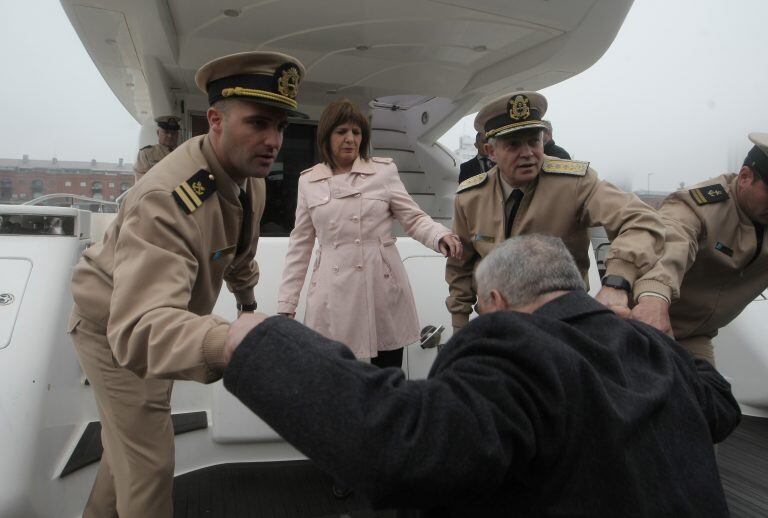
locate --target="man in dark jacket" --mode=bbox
[223,235,740,517]
[458,131,494,183]
[543,119,571,159]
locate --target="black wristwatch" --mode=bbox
[236,302,258,312]
[601,275,631,292]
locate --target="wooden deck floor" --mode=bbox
[173,416,768,517]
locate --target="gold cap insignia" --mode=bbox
[508,95,531,121]
[277,65,300,100]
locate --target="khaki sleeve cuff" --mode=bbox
[632,279,673,303]
[277,300,298,314]
[452,312,470,329]
[202,323,230,382]
[604,259,640,284]
[234,290,256,305]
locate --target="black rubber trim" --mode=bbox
[59,411,208,477]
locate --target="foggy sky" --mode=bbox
[1,0,767,193]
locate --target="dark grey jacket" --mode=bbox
[224,291,740,517]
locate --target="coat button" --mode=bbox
[351,216,359,222]
[356,265,363,270]
[384,273,390,278]
[354,239,361,245]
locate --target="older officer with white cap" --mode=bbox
[446,91,669,331]
[632,133,768,365]
[133,115,182,181]
[67,51,307,517]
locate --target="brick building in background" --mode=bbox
[0,155,134,205]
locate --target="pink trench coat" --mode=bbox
[278,157,452,358]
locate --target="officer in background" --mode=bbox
[446,91,669,331]
[542,119,571,159]
[458,131,495,183]
[133,115,181,181]
[631,133,768,366]
[67,51,307,518]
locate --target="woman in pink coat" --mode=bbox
[278,99,461,369]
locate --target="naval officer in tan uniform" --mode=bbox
[133,115,181,181]
[446,92,669,330]
[67,51,307,518]
[631,133,768,365]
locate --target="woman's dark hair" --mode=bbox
[317,99,371,170]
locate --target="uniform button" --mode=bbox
[354,239,361,245]
[384,273,390,278]
[351,216,359,222]
[356,265,363,270]
[333,242,338,248]
[208,174,215,181]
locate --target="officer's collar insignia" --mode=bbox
[172,169,217,214]
[276,63,300,100]
[541,158,589,176]
[715,241,734,257]
[689,183,729,205]
[457,172,488,193]
[508,95,531,121]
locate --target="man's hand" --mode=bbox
[630,296,673,336]
[224,312,268,365]
[595,286,630,318]
[438,234,463,259]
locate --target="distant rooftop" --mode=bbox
[0,154,133,173]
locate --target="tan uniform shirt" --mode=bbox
[635,173,768,340]
[446,159,667,328]
[134,143,173,181]
[71,135,265,382]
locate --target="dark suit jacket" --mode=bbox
[225,291,740,517]
[544,139,571,159]
[459,155,493,183]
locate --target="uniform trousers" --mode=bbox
[68,309,175,518]
[678,335,716,366]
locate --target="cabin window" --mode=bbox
[261,122,318,236]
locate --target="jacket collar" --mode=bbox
[202,134,241,204]
[534,291,612,322]
[306,157,377,182]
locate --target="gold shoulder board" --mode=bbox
[541,158,589,176]
[689,183,729,206]
[457,172,488,193]
[371,156,394,164]
[172,169,217,215]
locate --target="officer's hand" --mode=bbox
[224,312,269,365]
[595,286,631,318]
[630,296,673,336]
[439,234,463,259]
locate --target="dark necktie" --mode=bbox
[749,222,765,266]
[237,188,252,255]
[504,189,524,239]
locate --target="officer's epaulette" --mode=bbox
[457,172,487,193]
[172,169,217,214]
[541,158,590,176]
[371,156,394,164]
[140,145,153,150]
[689,183,729,205]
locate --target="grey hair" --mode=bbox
[475,234,585,308]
